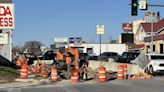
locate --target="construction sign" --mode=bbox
[0,4,14,29]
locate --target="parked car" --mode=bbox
[88,55,98,60]
[98,52,120,61]
[145,54,164,75]
[118,52,140,63]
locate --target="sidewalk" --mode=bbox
[0,78,97,89]
[0,78,50,89]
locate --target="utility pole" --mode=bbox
[150,17,154,53]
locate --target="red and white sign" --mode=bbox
[122,23,133,32]
[0,4,14,29]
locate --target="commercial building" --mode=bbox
[50,37,127,55]
[124,12,164,54]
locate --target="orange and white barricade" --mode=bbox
[98,66,106,82]
[51,67,58,81]
[71,69,79,83]
[117,65,124,80]
[20,64,28,79]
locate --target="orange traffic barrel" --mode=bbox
[122,64,127,79]
[71,69,79,83]
[117,65,124,80]
[51,67,58,81]
[98,66,106,82]
[20,64,28,79]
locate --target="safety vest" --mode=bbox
[57,52,63,61]
[66,56,72,65]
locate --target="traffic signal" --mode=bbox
[131,0,138,16]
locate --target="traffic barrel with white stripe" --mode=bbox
[51,67,58,81]
[117,65,124,80]
[98,66,106,82]
[122,64,127,79]
[71,69,79,83]
[20,64,28,79]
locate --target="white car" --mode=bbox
[146,54,164,75]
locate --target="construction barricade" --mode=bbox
[98,66,106,82]
[71,69,79,83]
[20,64,28,79]
[117,65,124,80]
[122,64,127,79]
[51,67,58,81]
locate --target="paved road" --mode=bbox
[1,77,164,92]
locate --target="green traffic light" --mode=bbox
[133,3,137,7]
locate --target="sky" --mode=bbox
[13,0,164,47]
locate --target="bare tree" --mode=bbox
[23,41,43,55]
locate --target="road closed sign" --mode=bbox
[0,4,14,29]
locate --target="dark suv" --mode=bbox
[119,52,140,63]
[98,52,120,61]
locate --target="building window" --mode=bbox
[153,45,155,52]
[147,46,150,53]
[160,44,163,54]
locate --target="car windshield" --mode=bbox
[150,55,164,60]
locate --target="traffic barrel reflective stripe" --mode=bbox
[20,64,28,79]
[98,66,106,82]
[51,67,58,81]
[122,64,127,79]
[117,65,124,80]
[71,69,79,83]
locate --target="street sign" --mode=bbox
[139,0,147,10]
[0,4,15,29]
[96,25,104,35]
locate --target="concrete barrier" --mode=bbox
[88,60,142,75]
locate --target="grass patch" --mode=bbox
[0,66,20,83]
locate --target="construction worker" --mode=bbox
[66,54,72,71]
[56,51,64,69]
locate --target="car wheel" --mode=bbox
[149,66,154,75]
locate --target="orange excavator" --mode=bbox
[56,47,80,79]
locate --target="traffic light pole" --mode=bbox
[129,4,164,7]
